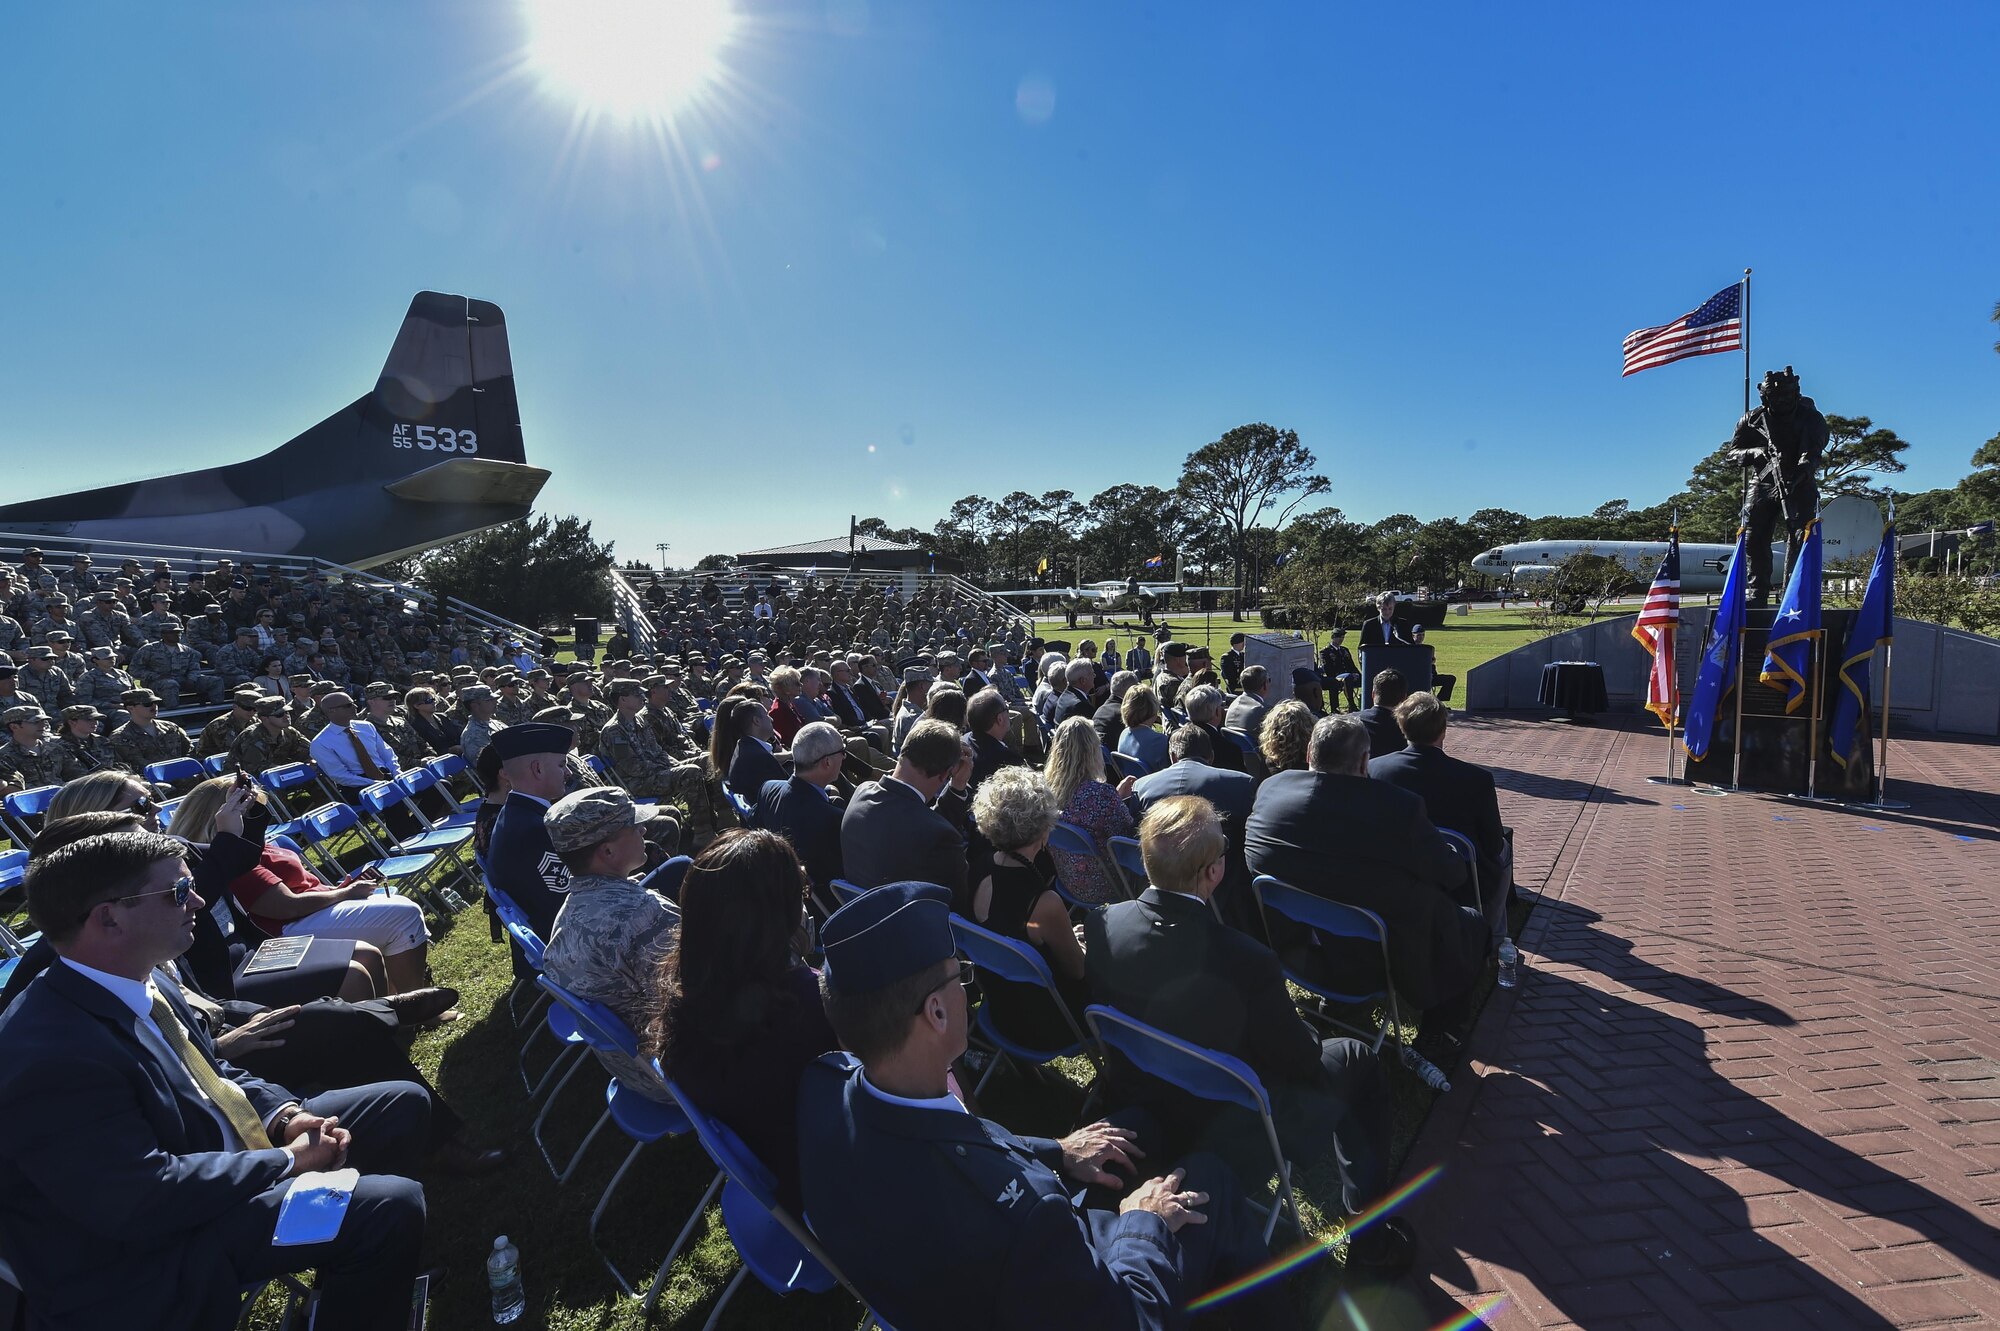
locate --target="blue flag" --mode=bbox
[1683,529,1749,760]
[1759,520,1824,713]
[1828,522,1895,768]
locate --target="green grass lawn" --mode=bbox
[1026,608,1546,708]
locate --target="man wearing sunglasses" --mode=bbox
[0,831,429,1331]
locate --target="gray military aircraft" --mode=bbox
[0,292,550,569]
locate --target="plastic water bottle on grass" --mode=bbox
[1497,938,1519,989]
[488,1235,525,1324]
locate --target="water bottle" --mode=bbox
[440,885,471,913]
[487,1235,525,1324]
[1496,937,1519,989]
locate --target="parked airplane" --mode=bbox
[1471,496,1885,593]
[989,579,1236,601]
[0,292,550,569]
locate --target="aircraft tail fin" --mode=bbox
[366,292,527,467]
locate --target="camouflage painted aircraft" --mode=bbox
[0,292,550,569]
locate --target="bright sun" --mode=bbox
[522,0,738,120]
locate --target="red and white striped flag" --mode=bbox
[1622,284,1742,376]
[1632,528,1681,728]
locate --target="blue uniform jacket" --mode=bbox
[488,790,569,940]
[797,1053,1183,1331]
[0,962,296,1330]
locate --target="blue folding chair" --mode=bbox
[293,802,442,905]
[641,854,693,902]
[1436,827,1491,923]
[256,761,334,814]
[950,915,1098,1097]
[535,979,718,1298]
[1104,749,1148,781]
[728,788,757,828]
[1047,820,1126,903]
[424,754,484,805]
[660,1069,880,1326]
[584,753,610,782]
[142,756,206,786]
[1084,1004,1301,1242]
[1108,835,1146,893]
[353,780,475,900]
[1,785,62,847]
[154,796,184,829]
[0,849,27,898]
[202,753,234,776]
[830,878,866,905]
[1251,875,1403,1054]
[397,767,477,830]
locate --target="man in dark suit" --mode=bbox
[966,688,1025,795]
[1356,667,1410,759]
[1182,683,1245,773]
[1357,592,1413,648]
[1246,713,1490,1026]
[1084,796,1411,1279]
[727,702,788,803]
[839,718,971,907]
[0,832,428,1331]
[1369,692,1511,934]
[757,721,846,895]
[1128,725,1259,931]
[799,881,1298,1331]
[1090,672,1131,751]
[1222,664,1270,738]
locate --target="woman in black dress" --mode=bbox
[967,766,1089,1050]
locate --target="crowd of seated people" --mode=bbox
[0,551,1520,1326]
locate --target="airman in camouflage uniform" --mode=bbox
[227,696,314,775]
[131,622,224,705]
[596,680,708,806]
[139,595,191,645]
[495,679,535,727]
[109,690,194,774]
[363,682,430,769]
[0,612,26,662]
[457,685,505,767]
[0,704,90,791]
[209,628,266,689]
[57,705,123,774]
[563,679,611,756]
[73,646,137,707]
[76,593,138,653]
[198,691,262,758]
[16,649,75,714]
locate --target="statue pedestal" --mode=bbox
[1681,608,1874,799]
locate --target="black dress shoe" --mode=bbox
[431,1139,509,1177]
[1345,1216,1416,1285]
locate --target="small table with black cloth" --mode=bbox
[1538,660,1608,718]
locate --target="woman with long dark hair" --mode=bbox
[646,829,835,1207]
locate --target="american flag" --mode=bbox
[1622,284,1742,377]
[1632,529,1681,728]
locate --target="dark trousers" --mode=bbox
[1084,1130,1302,1330]
[223,999,464,1149]
[216,1081,429,1331]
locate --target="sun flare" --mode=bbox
[522,0,738,121]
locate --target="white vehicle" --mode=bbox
[988,579,1235,601]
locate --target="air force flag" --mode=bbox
[1683,529,1749,761]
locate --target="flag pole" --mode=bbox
[1872,640,1908,809]
[1730,626,1747,790]
[1803,632,1825,800]
[1740,268,1752,415]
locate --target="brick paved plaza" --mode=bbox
[1394,715,2000,1330]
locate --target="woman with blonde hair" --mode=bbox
[46,769,155,826]
[969,766,1088,1046]
[1115,684,1169,773]
[1041,715,1134,906]
[171,775,438,998]
[1260,698,1315,774]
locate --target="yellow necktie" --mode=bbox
[148,987,274,1150]
[345,725,387,780]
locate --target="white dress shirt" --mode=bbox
[309,719,401,786]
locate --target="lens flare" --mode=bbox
[523,0,738,120]
[1186,1165,1443,1312]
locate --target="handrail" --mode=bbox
[606,567,659,654]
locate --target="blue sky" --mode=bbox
[3,1,1995,566]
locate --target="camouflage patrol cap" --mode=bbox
[3,705,48,726]
[640,675,669,692]
[309,680,338,697]
[93,590,115,602]
[61,704,101,722]
[44,631,72,644]
[363,681,397,700]
[531,705,580,726]
[18,547,41,558]
[234,626,256,638]
[460,685,495,703]
[253,696,291,717]
[201,602,221,612]
[525,668,551,681]
[70,553,90,564]
[605,679,644,700]
[24,647,55,661]
[287,674,313,687]
[122,688,163,707]
[44,594,69,607]
[159,618,185,632]
[230,689,262,708]
[544,786,657,855]
[87,646,115,659]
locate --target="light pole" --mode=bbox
[655,541,670,571]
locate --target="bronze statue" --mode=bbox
[1727,366,1828,606]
